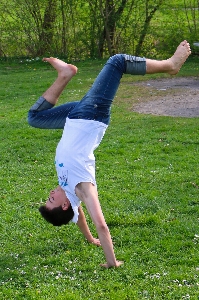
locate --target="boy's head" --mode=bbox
[39,186,74,226]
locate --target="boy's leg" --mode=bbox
[67,54,127,124]
[42,57,77,105]
[28,58,78,129]
[28,101,80,129]
[68,40,191,125]
[126,40,191,75]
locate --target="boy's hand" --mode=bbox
[88,237,101,246]
[100,261,124,268]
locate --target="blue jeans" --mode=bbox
[28,54,146,129]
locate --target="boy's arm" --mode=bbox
[76,205,101,246]
[75,182,123,268]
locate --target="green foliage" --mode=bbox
[0,0,199,59]
[1,57,199,299]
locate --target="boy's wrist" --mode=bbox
[86,235,94,243]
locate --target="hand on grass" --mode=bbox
[88,237,101,246]
[100,260,124,268]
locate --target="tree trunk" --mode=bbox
[100,0,127,56]
[60,0,67,55]
[37,0,57,55]
[135,0,163,56]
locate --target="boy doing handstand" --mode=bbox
[28,40,191,268]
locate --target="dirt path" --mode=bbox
[133,77,199,117]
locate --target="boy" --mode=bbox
[28,40,191,267]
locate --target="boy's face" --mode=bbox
[46,185,70,210]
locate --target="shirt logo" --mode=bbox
[56,162,68,187]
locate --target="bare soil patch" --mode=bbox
[132,77,199,117]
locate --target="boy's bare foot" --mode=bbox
[43,57,78,81]
[168,40,191,75]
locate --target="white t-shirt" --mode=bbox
[55,118,108,223]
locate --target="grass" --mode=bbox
[1,55,199,299]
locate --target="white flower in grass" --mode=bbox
[150,273,160,279]
[55,271,62,279]
[193,234,199,244]
[70,277,75,281]
[182,294,190,299]
[173,279,180,283]
[182,280,190,286]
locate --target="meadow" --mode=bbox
[0,55,199,299]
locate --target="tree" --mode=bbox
[37,0,57,55]
[0,0,57,56]
[0,0,193,59]
[88,0,131,57]
[135,0,164,56]
[183,0,199,53]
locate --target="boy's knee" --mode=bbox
[108,54,123,63]
[27,111,42,128]
[27,112,36,128]
[106,54,126,72]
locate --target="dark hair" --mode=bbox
[39,204,74,226]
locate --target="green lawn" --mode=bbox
[0,56,199,299]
